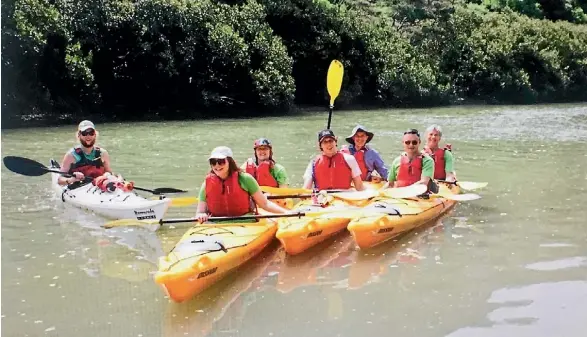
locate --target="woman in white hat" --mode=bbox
[195,146,290,223]
[340,125,389,183]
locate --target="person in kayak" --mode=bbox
[241,138,289,188]
[57,120,114,186]
[384,129,438,193]
[195,146,290,223]
[423,125,457,182]
[340,124,389,183]
[302,129,366,191]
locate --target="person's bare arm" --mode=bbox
[352,176,365,191]
[445,172,457,183]
[251,190,288,214]
[302,160,314,189]
[195,201,209,223]
[58,153,80,185]
[100,149,113,174]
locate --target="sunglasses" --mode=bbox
[79,129,95,136]
[209,158,227,166]
[404,140,419,145]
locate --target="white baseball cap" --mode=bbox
[78,120,96,132]
[208,146,233,160]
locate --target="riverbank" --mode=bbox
[4,99,587,130]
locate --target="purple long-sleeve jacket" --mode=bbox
[341,144,389,181]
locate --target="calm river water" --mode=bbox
[2,104,586,337]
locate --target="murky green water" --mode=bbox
[2,104,586,337]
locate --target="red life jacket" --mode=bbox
[396,154,423,187]
[205,172,253,216]
[341,146,368,181]
[424,145,451,180]
[312,152,353,190]
[69,147,106,178]
[245,160,279,187]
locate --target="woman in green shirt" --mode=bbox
[195,146,289,223]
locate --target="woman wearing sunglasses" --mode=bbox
[195,146,290,223]
[57,120,114,186]
[241,138,289,188]
[384,129,436,191]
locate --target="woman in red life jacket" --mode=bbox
[423,125,457,182]
[57,120,115,186]
[241,138,289,188]
[302,129,366,191]
[195,146,290,223]
[384,129,438,193]
[340,125,389,182]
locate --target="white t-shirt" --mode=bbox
[303,153,362,182]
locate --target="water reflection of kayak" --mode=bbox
[261,214,455,294]
[94,228,164,282]
[271,233,356,293]
[346,219,449,290]
[54,208,164,283]
[163,242,280,337]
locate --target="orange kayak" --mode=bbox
[347,183,460,249]
[154,219,277,303]
[163,243,280,336]
[275,199,356,255]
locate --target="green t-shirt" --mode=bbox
[198,172,260,202]
[240,160,289,186]
[270,163,289,186]
[443,150,454,173]
[387,154,435,182]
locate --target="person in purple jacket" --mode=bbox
[340,125,389,183]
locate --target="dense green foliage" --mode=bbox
[2,0,587,127]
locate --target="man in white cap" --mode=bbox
[57,120,114,186]
[302,129,365,191]
[340,124,389,183]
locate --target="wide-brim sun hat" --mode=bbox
[345,125,374,144]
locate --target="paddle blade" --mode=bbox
[331,189,379,201]
[2,156,50,176]
[261,186,312,195]
[440,193,482,201]
[102,218,161,230]
[327,60,344,106]
[458,181,488,191]
[380,185,428,199]
[168,197,199,207]
[150,187,188,195]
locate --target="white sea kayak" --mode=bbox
[49,159,171,221]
